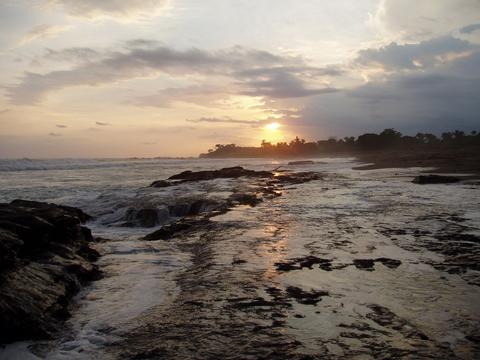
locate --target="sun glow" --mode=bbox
[265,122,280,131]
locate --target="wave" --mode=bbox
[0,158,191,172]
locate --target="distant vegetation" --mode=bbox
[200,129,480,158]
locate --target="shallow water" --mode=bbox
[0,158,479,359]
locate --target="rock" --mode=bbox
[412,175,460,184]
[0,200,100,344]
[275,256,333,272]
[166,166,273,183]
[168,199,226,217]
[285,286,329,305]
[228,192,262,207]
[288,160,315,165]
[353,259,376,271]
[353,258,401,271]
[150,180,172,188]
[274,172,323,185]
[143,218,212,241]
[124,207,169,227]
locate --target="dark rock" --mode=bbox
[0,200,100,344]
[143,217,212,241]
[412,175,460,184]
[274,172,323,185]
[275,256,333,272]
[353,259,376,271]
[150,180,172,188]
[353,258,401,271]
[228,192,262,207]
[167,166,273,182]
[288,161,315,165]
[167,199,226,217]
[124,207,169,227]
[285,286,329,305]
[376,257,402,269]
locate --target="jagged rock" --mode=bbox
[412,175,460,184]
[0,200,100,344]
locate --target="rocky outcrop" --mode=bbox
[150,167,273,187]
[144,168,324,240]
[412,174,460,184]
[0,200,100,344]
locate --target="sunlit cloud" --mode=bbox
[19,24,71,45]
[47,0,170,21]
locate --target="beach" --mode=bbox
[1,157,479,359]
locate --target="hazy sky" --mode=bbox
[0,0,479,157]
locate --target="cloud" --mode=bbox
[373,0,480,41]
[356,36,475,70]
[56,124,67,128]
[186,117,273,128]
[43,47,101,63]
[300,51,480,137]
[236,67,339,98]
[134,85,226,108]
[48,0,169,20]
[7,44,331,105]
[460,23,480,34]
[20,24,71,45]
[95,121,110,126]
[49,132,62,136]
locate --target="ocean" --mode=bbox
[0,157,479,359]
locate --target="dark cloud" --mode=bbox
[300,51,480,137]
[356,36,474,70]
[460,23,480,34]
[237,67,338,98]
[49,132,62,136]
[95,121,110,126]
[56,124,67,128]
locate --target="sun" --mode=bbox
[264,122,280,131]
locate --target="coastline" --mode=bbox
[352,149,480,178]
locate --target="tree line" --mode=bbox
[200,129,480,158]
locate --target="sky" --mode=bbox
[0,0,479,158]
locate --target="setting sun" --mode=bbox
[265,122,280,131]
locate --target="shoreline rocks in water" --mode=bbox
[144,168,323,240]
[0,200,100,344]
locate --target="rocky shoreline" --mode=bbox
[0,200,101,344]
